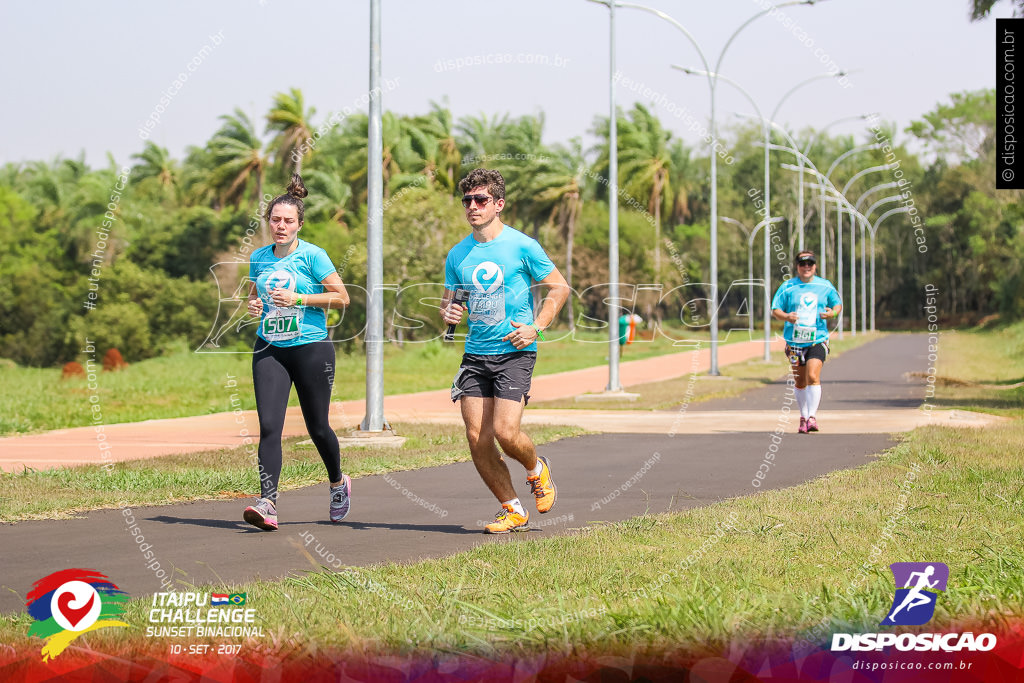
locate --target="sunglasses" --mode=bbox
[462,194,493,208]
[797,259,816,266]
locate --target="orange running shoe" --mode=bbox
[527,456,557,513]
[484,504,530,534]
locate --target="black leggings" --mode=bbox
[252,339,342,501]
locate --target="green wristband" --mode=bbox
[531,323,546,341]
[296,295,303,306]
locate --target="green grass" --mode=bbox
[1,328,709,436]
[0,423,585,522]
[1,422,1019,656]
[923,321,1024,418]
[3,323,1020,657]
[531,331,884,411]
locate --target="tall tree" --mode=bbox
[131,142,179,200]
[209,109,269,241]
[409,101,462,194]
[969,0,1024,19]
[266,88,317,175]
[905,89,995,163]
[303,169,353,225]
[618,104,673,284]
[528,140,586,328]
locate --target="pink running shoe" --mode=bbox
[243,497,278,531]
[798,417,808,434]
[806,416,819,432]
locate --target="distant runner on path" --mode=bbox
[243,174,352,531]
[771,250,842,434]
[440,168,569,533]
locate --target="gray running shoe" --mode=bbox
[330,474,352,522]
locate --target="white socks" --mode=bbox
[795,387,809,418]
[527,461,543,477]
[502,498,526,516]
[806,384,822,417]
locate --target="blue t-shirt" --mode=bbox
[444,225,555,355]
[770,276,841,347]
[249,240,336,347]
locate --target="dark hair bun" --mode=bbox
[287,173,308,199]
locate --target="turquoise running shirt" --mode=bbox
[249,240,336,347]
[444,225,555,354]
[770,276,841,347]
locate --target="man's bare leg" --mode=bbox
[461,396,516,502]
[491,396,537,472]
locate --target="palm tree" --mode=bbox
[456,112,514,162]
[179,144,221,209]
[528,140,585,329]
[969,0,1024,19]
[408,101,462,193]
[23,156,86,229]
[209,109,269,241]
[131,142,179,200]
[618,104,673,285]
[303,169,353,225]
[266,88,316,175]
[333,112,424,202]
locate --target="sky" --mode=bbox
[0,0,1004,168]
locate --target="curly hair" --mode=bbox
[457,168,505,201]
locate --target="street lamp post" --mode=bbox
[608,0,621,391]
[857,192,902,332]
[768,72,854,253]
[747,217,784,346]
[588,0,623,392]
[818,143,882,302]
[868,207,913,331]
[801,114,878,277]
[720,216,753,334]
[840,164,895,336]
[677,69,773,360]
[597,0,823,374]
[777,159,877,343]
[362,0,385,432]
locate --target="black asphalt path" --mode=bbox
[0,335,926,614]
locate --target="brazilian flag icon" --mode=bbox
[229,593,246,605]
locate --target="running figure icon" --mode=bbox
[885,564,944,624]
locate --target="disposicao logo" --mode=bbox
[26,569,130,661]
[831,562,996,653]
[883,562,948,626]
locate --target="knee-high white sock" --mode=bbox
[795,387,808,418]
[806,384,822,417]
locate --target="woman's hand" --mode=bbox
[269,287,297,307]
[247,297,263,317]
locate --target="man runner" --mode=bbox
[771,250,842,434]
[440,168,570,533]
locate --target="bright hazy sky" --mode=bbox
[0,0,1002,167]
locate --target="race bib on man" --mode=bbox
[261,306,303,342]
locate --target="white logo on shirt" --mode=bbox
[265,269,296,292]
[471,262,504,294]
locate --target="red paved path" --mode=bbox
[0,339,783,472]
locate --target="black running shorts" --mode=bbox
[786,342,828,367]
[451,352,536,405]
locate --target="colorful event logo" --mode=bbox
[883,562,949,626]
[26,569,130,662]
